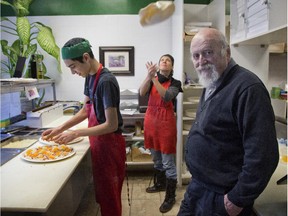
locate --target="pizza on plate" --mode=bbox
[22,145,75,162]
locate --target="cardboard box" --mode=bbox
[126,147,132,162]
[131,147,152,162]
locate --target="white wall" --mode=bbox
[2,15,173,102]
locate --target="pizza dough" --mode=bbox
[39,137,83,145]
[139,1,175,26]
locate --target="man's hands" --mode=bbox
[224,194,243,216]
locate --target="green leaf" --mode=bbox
[35,22,61,71]
[13,0,34,16]
[16,17,30,45]
[11,39,21,56]
[0,1,14,7]
[0,1,17,15]
[0,40,9,56]
[35,23,59,58]
[24,43,37,57]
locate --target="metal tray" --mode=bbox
[1,148,24,166]
[1,136,38,166]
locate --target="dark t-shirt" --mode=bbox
[84,68,123,130]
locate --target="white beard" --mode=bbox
[197,64,219,88]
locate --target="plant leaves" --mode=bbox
[0,40,9,56]
[24,43,37,57]
[13,0,34,16]
[0,0,18,15]
[16,17,30,45]
[0,0,29,16]
[1,40,19,65]
[11,39,21,56]
[35,22,61,71]
[1,1,61,76]
[35,23,59,59]
[0,1,14,7]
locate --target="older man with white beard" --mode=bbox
[177,28,279,216]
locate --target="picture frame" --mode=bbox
[99,46,135,76]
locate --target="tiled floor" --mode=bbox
[74,169,188,216]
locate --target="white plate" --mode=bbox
[21,146,75,163]
[39,137,83,145]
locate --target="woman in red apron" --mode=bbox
[42,38,126,216]
[139,54,183,213]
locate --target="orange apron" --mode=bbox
[144,78,177,154]
[86,65,126,216]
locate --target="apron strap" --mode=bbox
[92,64,103,96]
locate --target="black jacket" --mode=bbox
[185,61,279,207]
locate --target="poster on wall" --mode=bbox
[99,46,134,76]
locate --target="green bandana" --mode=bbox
[61,40,92,60]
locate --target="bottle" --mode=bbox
[30,55,37,78]
[36,55,44,79]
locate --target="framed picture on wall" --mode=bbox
[99,46,134,76]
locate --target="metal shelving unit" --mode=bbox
[122,111,153,167]
[1,79,56,102]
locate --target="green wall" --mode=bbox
[1,0,212,16]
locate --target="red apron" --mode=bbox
[85,64,126,216]
[144,78,177,154]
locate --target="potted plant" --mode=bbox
[0,0,61,78]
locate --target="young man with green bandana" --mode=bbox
[42,38,126,216]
